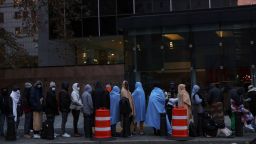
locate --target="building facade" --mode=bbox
[1,0,256,90]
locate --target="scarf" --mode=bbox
[10,90,20,122]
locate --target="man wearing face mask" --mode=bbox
[30,81,43,139]
[45,81,59,139]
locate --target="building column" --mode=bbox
[251,65,256,87]
[133,37,141,82]
[191,67,197,88]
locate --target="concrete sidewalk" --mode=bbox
[0,133,255,144]
[0,114,255,144]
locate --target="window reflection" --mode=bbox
[76,36,124,65]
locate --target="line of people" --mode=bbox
[0,80,256,141]
[0,80,147,140]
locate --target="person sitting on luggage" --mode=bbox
[230,87,254,131]
[45,81,59,139]
[81,84,94,138]
[208,84,232,137]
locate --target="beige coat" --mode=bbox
[178,84,192,120]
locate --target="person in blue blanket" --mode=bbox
[145,83,171,135]
[110,86,121,137]
[132,82,146,135]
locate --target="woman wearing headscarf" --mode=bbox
[132,82,146,135]
[81,84,94,138]
[191,84,204,136]
[110,86,120,137]
[70,83,83,137]
[177,84,192,122]
[10,86,21,136]
[30,81,43,139]
[145,83,171,135]
[120,81,135,136]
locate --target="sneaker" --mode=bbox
[33,134,41,139]
[62,133,71,138]
[245,124,255,132]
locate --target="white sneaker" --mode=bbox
[245,124,255,131]
[33,134,41,139]
[62,133,71,138]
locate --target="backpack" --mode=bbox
[193,92,206,107]
[119,97,131,115]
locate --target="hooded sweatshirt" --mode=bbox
[110,86,120,125]
[132,82,146,123]
[81,84,93,115]
[70,83,83,110]
[59,81,71,113]
[191,85,204,114]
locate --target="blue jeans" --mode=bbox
[24,112,32,135]
[0,113,5,136]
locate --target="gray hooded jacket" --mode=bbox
[81,84,94,115]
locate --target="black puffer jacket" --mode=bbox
[2,88,13,116]
[59,82,71,113]
[45,88,59,116]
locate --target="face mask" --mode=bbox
[37,85,42,88]
[52,87,56,91]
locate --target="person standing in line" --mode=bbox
[45,81,59,138]
[110,86,120,137]
[30,81,44,139]
[177,84,192,123]
[247,85,256,123]
[10,86,22,137]
[81,84,94,138]
[22,82,33,138]
[70,83,83,137]
[121,81,135,136]
[132,82,146,135]
[145,82,171,135]
[191,84,204,136]
[0,88,7,137]
[59,81,71,138]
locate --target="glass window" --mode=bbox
[100,0,116,16]
[172,0,190,11]
[135,0,153,14]
[153,0,170,13]
[211,0,236,8]
[75,36,124,65]
[191,0,209,9]
[0,12,3,23]
[117,0,133,15]
[100,16,117,36]
[238,0,256,6]
[82,0,98,17]
[67,19,83,37]
[65,0,82,19]
[83,17,98,37]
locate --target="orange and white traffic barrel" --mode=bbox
[95,108,111,139]
[171,107,189,138]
